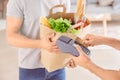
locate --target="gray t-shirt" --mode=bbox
[7,0,70,69]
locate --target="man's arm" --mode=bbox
[73,45,120,80]
[6,16,40,48]
[6,16,58,52]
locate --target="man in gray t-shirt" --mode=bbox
[6,0,72,80]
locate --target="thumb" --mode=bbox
[75,45,84,54]
[47,32,55,41]
[83,40,91,47]
[75,45,89,58]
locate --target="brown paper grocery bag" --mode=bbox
[40,24,77,72]
[41,49,71,72]
[40,24,90,72]
[40,3,91,72]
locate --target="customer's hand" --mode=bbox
[66,59,77,68]
[40,32,59,53]
[72,45,91,68]
[83,34,104,46]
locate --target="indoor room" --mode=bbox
[0,0,120,80]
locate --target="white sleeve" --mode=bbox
[6,0,24,18]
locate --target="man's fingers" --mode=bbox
[52,49,59,53]
[51,42,59,50]
[49,48,59,53]
[51,42,57,46]
[52,46,59,49]
[47,32,55,41]
[50,45,60,53]
[47,32,55,38]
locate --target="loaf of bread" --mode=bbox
[76,0,85,19]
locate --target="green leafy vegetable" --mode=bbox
[70,28,80,35]
[48,18,71,33]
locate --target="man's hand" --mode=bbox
[40,33,59,53]
[83,34,104,46]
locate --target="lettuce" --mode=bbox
[48,18,71,33]
[70,28,80,35]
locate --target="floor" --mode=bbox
[0,20,120,80]
[0,30,18,80]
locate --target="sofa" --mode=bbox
[71,0,120,20]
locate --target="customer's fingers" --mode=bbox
[66,59,77,68]
[83,34,91,40]
[83,40,91,46]
[75,45,84,54]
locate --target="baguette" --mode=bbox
[76,0,85,19]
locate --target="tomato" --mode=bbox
[74,27,80,30]
[77,19,82,23]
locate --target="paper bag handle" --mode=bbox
[49,5,66,15]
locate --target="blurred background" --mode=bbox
[0,0,120,80]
